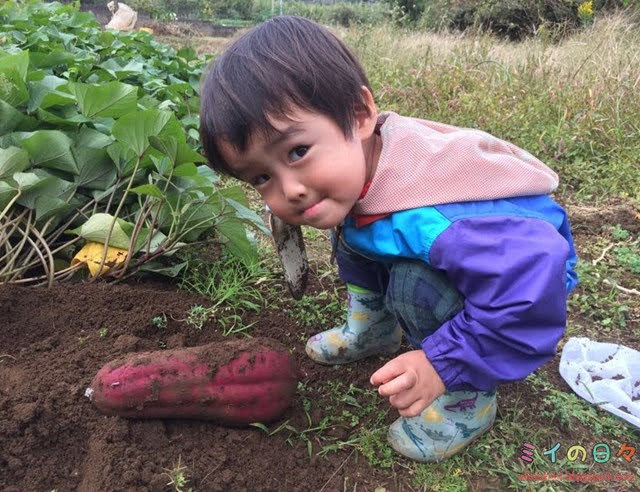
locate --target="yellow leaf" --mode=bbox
[71,241,128,277]
[139,27,153,34]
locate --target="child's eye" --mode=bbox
[288,146,308,162]
[251,174,270,186]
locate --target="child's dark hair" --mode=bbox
[200,16,372,176]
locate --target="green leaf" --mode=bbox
[149,135,177,164]
[0,147,30,179]
[196,165,220,184]
[72,81,138,119]
[28,75,75,111]
[176,201,221,241]
[111,109,172,157]
[0,67,29,107]
[36,107,90,128]
[175,140,206,165]
[21,130,78,174]
[224,197,270,235]
[216,217,259,264]
[29,50,75,69]
[14,170,75,209]
[177,46,198,61]
[124,227,168,253]
[219,185,250,207]
[131,183,164,198]
[138,260,187,277]
[99,59,145,80]
[68,213,131,249]
[150,155,172,177]
[0,180,18,211]
[174,162,197,177]
[75,127,114,149]
[73,146,117,190]
[0,100,29,135]
[0,51,29,81]
[34,194,73,224]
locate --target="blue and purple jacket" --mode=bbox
[342,112,578,391]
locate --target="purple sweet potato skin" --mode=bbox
[89,338,301,424]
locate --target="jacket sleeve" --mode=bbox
[423,215,571,391]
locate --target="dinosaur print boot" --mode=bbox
[387,390,497,462]
[305,284,402,365]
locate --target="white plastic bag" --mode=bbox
[559,337,640,429]
[106,1,138,31]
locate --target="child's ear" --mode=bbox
[354,86,378,139]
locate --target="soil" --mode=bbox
[0,273,408,491]
[1,200,639,491]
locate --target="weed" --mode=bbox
[413,459,467,491]
[185,304,210,330]
[162,455,192,492]
[152,314,168,330]
[568,261,631,330]
[287,290,344,330]
[98,327,108,337]
[611,224,631,241]
[614,246,640,274]
[541,388,631,439]
[356,428,395,468]
[179,256,265,335]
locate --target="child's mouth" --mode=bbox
[303,200,324,219]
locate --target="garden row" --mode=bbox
[0,1,266,286]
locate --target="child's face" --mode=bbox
[218,103,378,230]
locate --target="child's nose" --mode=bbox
[281,175,306,202]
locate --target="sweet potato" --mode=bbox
[86,337,301,425]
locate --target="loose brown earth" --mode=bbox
[1,200,639,491]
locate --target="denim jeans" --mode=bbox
[334,231,464,348]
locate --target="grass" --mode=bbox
[177,254,266,335]
[346,13,640,203]
[285,289,344,333]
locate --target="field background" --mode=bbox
[1,1,639,490]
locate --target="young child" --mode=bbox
[199,16,578,462]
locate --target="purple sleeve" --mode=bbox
[423,216,570,391]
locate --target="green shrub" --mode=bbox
[419,0,627,39]
[208,0,254,19]
[280,1,388,26]
[387,0,427,24]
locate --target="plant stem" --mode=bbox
[93,155,142,279]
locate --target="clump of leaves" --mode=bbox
[185,304,210,330]
[162,456,192,492]
[0,1,268,287]
[357,428,395,468]
[152,313,168,329]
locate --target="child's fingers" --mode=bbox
[397,398,430,418]
[370,358,406,386]
[377,371,417,397]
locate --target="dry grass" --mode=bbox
[344,13,640,85]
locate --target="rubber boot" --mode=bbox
[388,390,497,462]
[305,284,402,365]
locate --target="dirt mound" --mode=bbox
[0,278,398,491]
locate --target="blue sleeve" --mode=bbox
[423,215,571,391]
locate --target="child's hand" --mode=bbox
[370,350,446,417]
